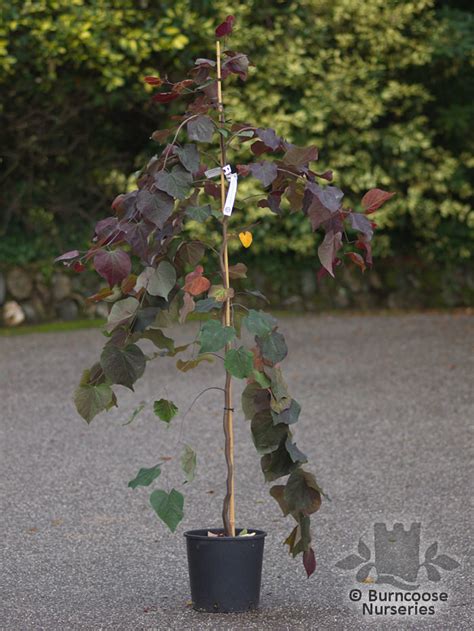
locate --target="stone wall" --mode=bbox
[0,259,472,327]
[0,267,106,327]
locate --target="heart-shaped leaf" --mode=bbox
[361,188,395,213]
[257,331,288,364]
[74,382,115,424]
[183,265,211,296]
[239,231,253,248]
[100,344,146,390]
[198,320,236,354]
[243,309,277,337]
[128,464,161,489]
[284,468,322,516]
[136,189,174,227]
[149,488,184,532]
[176,144,200,173]
[106,297,139,332]
[154,165,193,200]
[187,115,214,143]
[185,205,212,222]
[94,249,131,287]
[224,347,254,379]
[153,398,178,423]
[147,261,176,299]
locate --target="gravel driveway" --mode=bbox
[1,313,472,630]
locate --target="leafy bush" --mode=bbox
[1,1,472,272]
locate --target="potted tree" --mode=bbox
[57,16,394,613]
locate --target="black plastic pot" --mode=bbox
[184,528,266,613]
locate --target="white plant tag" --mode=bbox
[222,164,233,181]
[223,173,238,216]
[204,167,221,179]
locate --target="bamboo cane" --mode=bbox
[216,40,235,537]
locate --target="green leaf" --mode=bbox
[176,354,214,372]
[147,261,176,299]
[100,344,146,390]
[285,437,308,464]
[198,319,236,354]
[267,366,291,413]
[185,204,212,222]
[253,370,271,388]
[187,115,214,143]
[154,165,193,200]
[194,298,220,313]
[208,284,234,302]
[149,488,184,532]
[284,469,322,516]
[224,346,254,379]
[176,143,200,173]
[141,328,176,354]
[271,399,301,425]
[243,309,277,337]
[181,445,196,483]
[128,464,161,489]
[106,296,139,332]
[257,331,288,364]
[123,402,145,426]
[251,411,288,454]
[74,382,115,423]
[153,398,178,423]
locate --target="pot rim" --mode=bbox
[184,528,267,541]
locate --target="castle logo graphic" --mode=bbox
[336,522,459,590]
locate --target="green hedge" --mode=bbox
[1,1,472,275]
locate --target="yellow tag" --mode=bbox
[239,231,253,248]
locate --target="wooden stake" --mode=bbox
[216,40,235,537]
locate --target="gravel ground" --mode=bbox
[0,313,472,631]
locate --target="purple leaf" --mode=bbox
[55,250,80,263]
[222,52,249,81]
[94,217,125,246]
[120,220,152,259]
[250,162,278,188]
[283,145,318,168]
[187,115,214,143]
[136,189,174,228]
[215,15,235,38]
[93,249,132,287]
[258,191,283,214]
[256,128,281,151]
[361,188,395,214]
[303,548,316,577]
[350,213,374,239]
[317,231,342,277]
